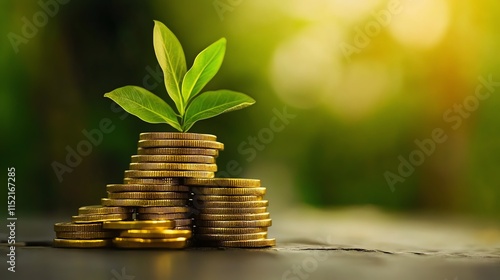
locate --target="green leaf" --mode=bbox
[104,85,181,131]
[182,90,255,131]
[153,20,186,114]
[182,38,226,104]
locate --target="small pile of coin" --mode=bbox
[53,222,115,248]
[53,205,131,248]
[188,178,275,248]
[103,180,192,230]
[105,220,190,249]
[53,132,275,249]
[54,218,191,249]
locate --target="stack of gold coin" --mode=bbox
[129,132,223,180]
[103,181,192,229]
[104,220,190,249]
[136,206,192,230]
[53,205,132,248]
[111,132,222,229]
[186,178,275,248]
[53,132,276,249]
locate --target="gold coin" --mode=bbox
[56,231,118,239]
[195,232,267,241]
[129,163,217,171]
[193,200,269,208]
[103,220,174,230]
[54,222,103,232]
[107,184,189,192]
[71,213,132,223]
[218,238,276,248]
[185,178,261,188]
[137,206,190,214]
[101,198,187,207]
[192,195,263,202]
[138,139,224,150]
[53,238,112,248]
[140,132,217,141]
[173,218,193,226]
[137,147,219,157]
[191,187,266,196]
[131,155,216,164]
[108,192,190,200]
[195,213,270,221]
[113,237,188,249]
[175,226,192,230]
[198,207,267,215]
[78,205,131,215]
[195,219,272,228]
[124,170,214,178]
[137,213,190,220]
[123,177,181,185]
[120,229,192,239]
[194,227,267,235]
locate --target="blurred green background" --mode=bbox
[1,0,499,217]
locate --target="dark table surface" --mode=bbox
[1,207,499,280]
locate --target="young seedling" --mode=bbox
[105,20,255,132]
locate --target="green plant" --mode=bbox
[104,20,255,132]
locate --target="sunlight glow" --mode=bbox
[388,0,450,49]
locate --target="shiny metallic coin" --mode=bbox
[175,226,193,230]
[124,170,214,178]
[139,132,216,141]
[194,219,272,228]
[137,148,219,157]
[78,205,131,215]
[123,177,181,185]
[137,213,190,220]
[195,213,270,221]
[131,155,216,164]
[193,227,268,235]
[103,220,174,230]
[54,222,103,232]
[192,195,263,202]
[55,231,118,239]
[120,229,192,239]
[197,207,267,215]
[193,200,269,208]
[185,178,261,188]
[101,198,187,207]
[71,213,132,223]
[129,162,217,171]
[191,187,266,196]
[195,232,267,241]
[138,139,224,150]
[108,192,189,200]
[53,238,112,248]
[113,237,188,249]
[218,238,276,248]
[173,218,193,226]
[137,206,191,214]
[107,184,189,192]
